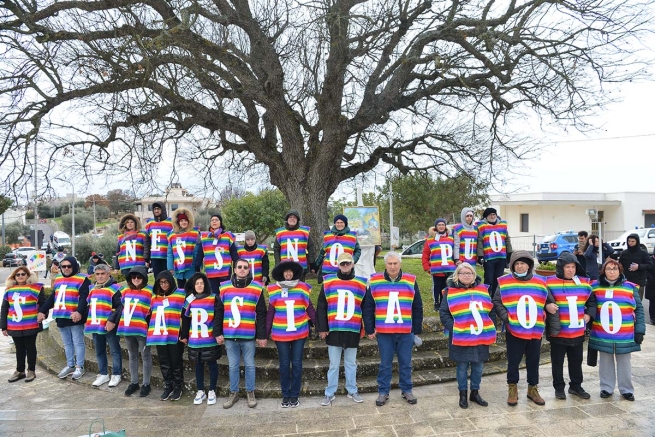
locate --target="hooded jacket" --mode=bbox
[115,213,150,270]
[618,233,653,286]
[476,215,513,260]
[421,225,454,274]
[39,256,92,328]
[1,271,46,337]
[314,224,361,281]
[453,207,477,260]
[214,271,267,339]
[126,265,149,289]
[151,202,168,222]
[145,202,173,261]
[153,270,177,296]
[583,239,614,280]
[167,207,201,279]
[273,210,316,270]
[179,273,222,362]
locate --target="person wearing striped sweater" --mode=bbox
[493,251,559,407]
[1,267,45,383]
[167,208,201,289]
[421,218,456,311]
[115,213,150,277]
[195,214,239,294]
[314,214,361,283]
[145,202,173,277]
[363,252,423,407]
[273,210,316,279]
[266,261,316,408]
[237,230,270,285]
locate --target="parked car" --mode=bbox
[536,231,578,263]
[401,239,426,258]
[608,228,655,256]
[3,253,27,267]
[13,246,37,261]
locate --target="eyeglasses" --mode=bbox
[339,262,353,266]
[60,265,73,269]
[605,267,619,271]
[236,265,250,270]
[15,272,27,277]
[459,272,475,276]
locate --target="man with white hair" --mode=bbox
[363,252,423,406]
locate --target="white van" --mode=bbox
[608,228,655,255]
[52,231,72,249]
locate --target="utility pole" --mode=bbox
[93,197,97,235]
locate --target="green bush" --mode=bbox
[0,245,13,258]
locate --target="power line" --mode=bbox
[551,133,655,144]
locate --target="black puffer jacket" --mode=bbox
[180,273,222,363]
[618,233,653,286]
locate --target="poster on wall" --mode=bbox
[343,206,381,246]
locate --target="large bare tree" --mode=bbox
[0,0,651,238]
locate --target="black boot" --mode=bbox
[470,389,488,406]
[459,390,469,409]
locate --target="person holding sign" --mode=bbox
[215,258,267,409]
[477,208,512,308]
[195,214,239,295]
[422,218,456,311]
[273,210,316,279]
[167,208,201,289]
[145,202,173,277]
[545,252,596,400]
[440,262,494,409]
[453,208,478,266]
[1,267,45,383]
[38,256,91,381]
[317,252,368,405]
[315,214,361,283]
[493,251,558,406]
[363,252,424,406]
[589,259,645,401]
[114,214,150,277]
[147,270,186,401]
[237,230,270,285]
[266,261,316,408]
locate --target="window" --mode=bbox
[520,214,529,233]
[591,211,605,234]
[171,204,178,210]
[147,204,152,211]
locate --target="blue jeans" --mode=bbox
[225,338,256,392]
[376,333,414,395]
[456,361,484,391]
[93,331,122,376]
[276,338,305,398]
[196,359,218,391]
[326,345,358,396]
[59,324,85,368]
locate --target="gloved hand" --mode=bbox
[478,258,485,266]
[634,333,644,344]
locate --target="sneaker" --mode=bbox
[281,397,290,408]
[348,392,364,403]
[568,387,591,400]
[160,386,174,401]
[124,383,140,397]
[376,394,389,406]
[92,374,110,387]
[288,397,300,408]
[71,367,85,380]
[194,390,207,405]
[207,390,217,405]
[108,375,122,387]
[320,395,335,406]
[57,366,75,379]
[223,391,239,409]
[600,390,612,399]
[402,392,418,404]
[8,370,26,383]
[247,391,257,408]
[171,386,182,401]
[555,390,566,400]
[25,370,36,383]
[139,384,151,397]
[621,393,635,401]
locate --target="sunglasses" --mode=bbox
[339,262,353,266]
[15,272,27,277]
[236,265,250,270]
[60,265,73,269]
[130,275,143,279]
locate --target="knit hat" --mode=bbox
[434,218,447,227]
[334,214,348,226]
[244,230,256,241]
[337,252,354,264]
[482,207,497,219]
[177,213,189,221]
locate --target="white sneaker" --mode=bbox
[194,390,207,405]
[92,374,110,387]
[71,367,85,380]
[108,375,122,387]
[207,390,217,405]
[57,366,75,379]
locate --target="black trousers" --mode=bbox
[13,335,38,372]
[550,341,584,391]
[505,330,541,385]
[157,342,185,388]
[151,258,168,278]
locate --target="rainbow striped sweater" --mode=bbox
[478,220,509,261]
[52,274,87,320]
[85,283,122,335]
[237,246,268,282]
[4,284,42,331]
[118,286,153,337]
[445,284,496,346]
[268,282,312,341]
[184,294,218,348]
[547,276,592,339]
[147,289,185,345]
[117,231,148,270]
[497,274,548,340]
[452,224,478,264]
[427,235,456,275]
[200,230,235,278]
[145,218,173,260]
[369,272,416,334]
[323,275,366,333]
[219,282,265,339]
[590,281,637,344]
[320,231,358,276]
[275,226,311,269]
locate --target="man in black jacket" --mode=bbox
[619,233,653,300]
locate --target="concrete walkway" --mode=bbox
[1,328,655,437]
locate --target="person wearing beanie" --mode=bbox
[145,202,173,277]
[314,214,361,283]
[237,230,270,285]
[273,210,316,278]
[493,251,558,407]
[453,208,479,266]
[421,218,455,311]
[114,213,150,278]
[167,208,201,289]
[477,207,512,322]
[194,213,239,294]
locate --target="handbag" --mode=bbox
[79,418,126,437]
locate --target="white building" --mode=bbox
[133,184,215,223]
[489,192,655,240]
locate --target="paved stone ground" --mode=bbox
[1,327,655,437]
